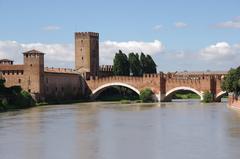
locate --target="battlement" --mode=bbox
[143,73,160,78]
[163,71,226,80]
[75,32,99,38]
[44,67,79,74]
[89,75,143,82]
[99,65,113,72]
[0,59,14,65]
[23,49,45,55]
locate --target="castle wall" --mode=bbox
[44,72,85,101]
[0,67,24,88]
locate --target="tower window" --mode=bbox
[82,57,84,60]
[18,79,21,83]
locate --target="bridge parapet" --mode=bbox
[143,73,160,78]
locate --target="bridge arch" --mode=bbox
[165,86,203,101]
[91,82,140,100]
[215,91,227,102]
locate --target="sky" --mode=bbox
[0,0,240,72]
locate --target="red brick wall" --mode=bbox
[44,72,85,101]
[87,74,161,94]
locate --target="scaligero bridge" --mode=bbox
[86,71,227,102]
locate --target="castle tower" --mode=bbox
[23,50,45,100]
[75,32,99,79]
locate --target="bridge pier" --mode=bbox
[152,93,161,102]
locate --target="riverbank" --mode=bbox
[228,95,240,110]
[0,99,90,113]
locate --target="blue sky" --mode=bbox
[0,0,240,71]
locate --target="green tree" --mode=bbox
[113,50,130,76]
[203,91,214,103]
[221,66,240,96]
[146,55,157,73]
[140,53,157,74]
[140,53,147,74]
[140,88,154,102]
[128,53,142,76]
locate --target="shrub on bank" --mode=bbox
[16,91,36,108]
[0,79,36,112]
[0,98,8,111]
[203,91,214,103]
[140,88,154,103]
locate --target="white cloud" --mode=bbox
[200,42,235,60]
[174,22,188,28]
[42,25,61,31]
[100,40,164,64]
[0,41,73,67]
[153,25,163,31]
[0,40,239,71]
[0,40,164,66]
[215,17,240,29]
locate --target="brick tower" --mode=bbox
[23,50,45,100]
[75,32,99,79]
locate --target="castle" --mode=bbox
[0,32,228,103]
[0,32,111,101]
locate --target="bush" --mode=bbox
[203,91,214,103]
[8,90,35,109]
[140,88,154,103]
[0,98,8,111]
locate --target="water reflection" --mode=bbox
[0,101,240,159]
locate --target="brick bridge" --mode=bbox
[86,72,227,102]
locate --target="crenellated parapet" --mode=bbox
[44,67,78,74]
[75,32,99,38]
[99,65,113,72]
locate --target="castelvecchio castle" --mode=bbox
[0,32,113,101]
[0,32,227,103]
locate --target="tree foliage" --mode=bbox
[0,79,6,89]
[203,91,214,103]
[140,53,157,74]
[140,88,154,102]
[0,79,35,111]
[113,50,130,76]
[113,51,157,76]
[128,53,142,76]
[221,66,240,96]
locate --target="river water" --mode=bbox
[0,100,240,159]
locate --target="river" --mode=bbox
[0,100,240,159]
